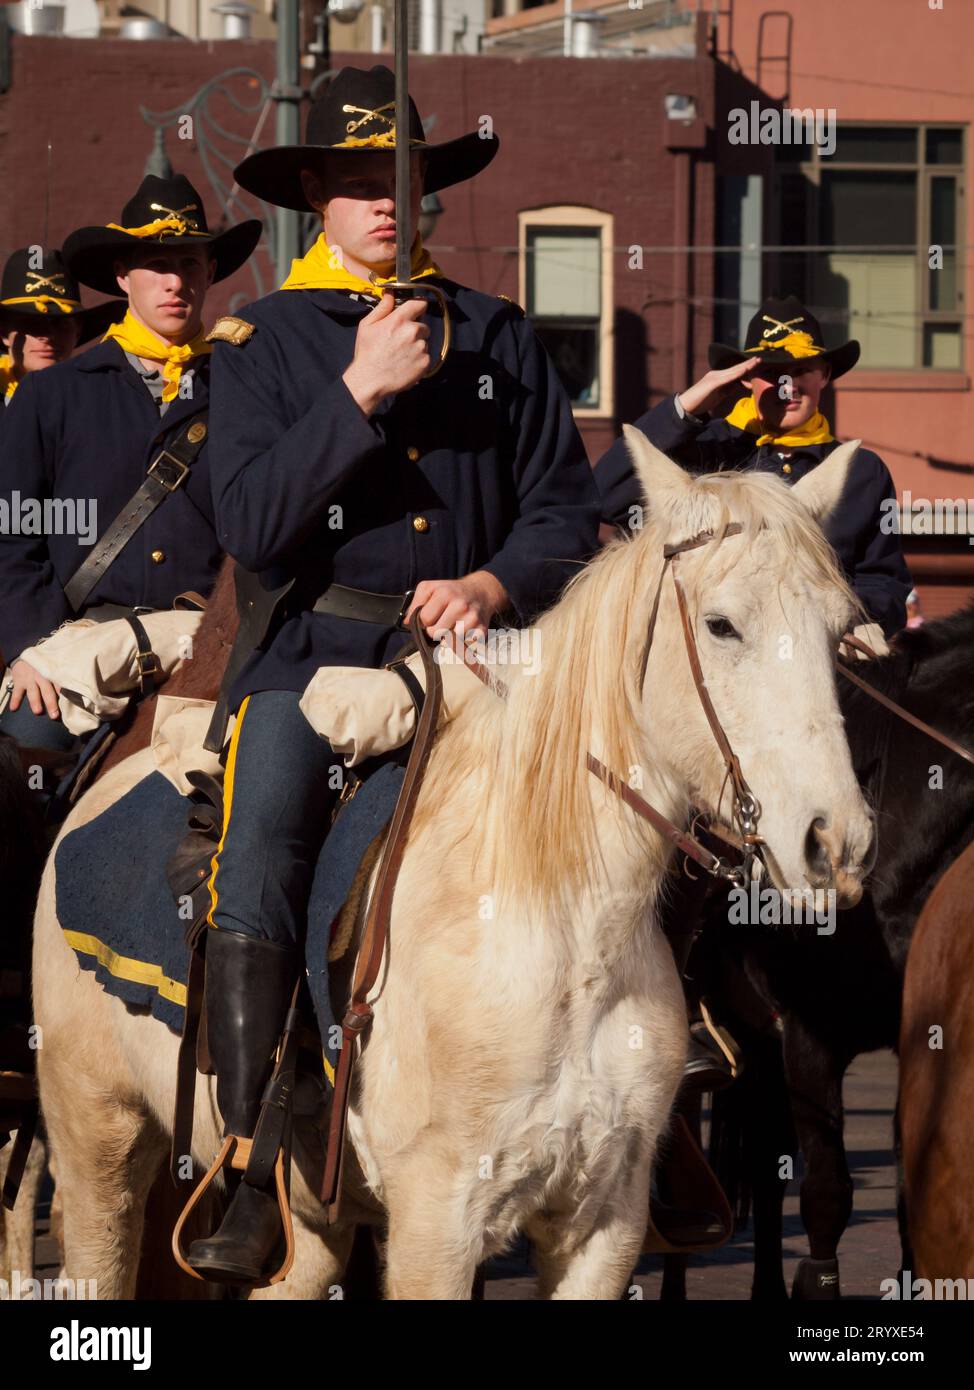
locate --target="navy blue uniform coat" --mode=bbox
[594,395,912,637]
[209,280,601,706]
[0,342,222,662]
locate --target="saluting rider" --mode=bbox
[0,175,260,752]
[595,296,912,647]
[188,64,601,1284]
[594,297,913,1094]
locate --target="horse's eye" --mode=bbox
[705,615,740,640]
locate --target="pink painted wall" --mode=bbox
[716,0,974,615]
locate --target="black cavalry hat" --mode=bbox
[62,174,262,298]
[233,64,499,213]
[0,247,124,343]
[708,295,860,381]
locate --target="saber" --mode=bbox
[386,0,451,375]
[394,0,410,286]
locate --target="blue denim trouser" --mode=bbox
[206,689,344,945]
[0,698,80,753]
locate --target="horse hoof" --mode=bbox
[792,1257,841,1300]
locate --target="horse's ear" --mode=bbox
[792,439,860,525]
[622,425,694,519]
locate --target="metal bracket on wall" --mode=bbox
[756,11,793,106]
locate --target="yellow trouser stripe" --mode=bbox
[63,931,188,1006]
[206,694,250,929]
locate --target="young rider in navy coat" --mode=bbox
[0,176,259,751]
[0,246,122,421]
[595,297,913,1090]
[595,298,912,643]
[188,65,601,1283]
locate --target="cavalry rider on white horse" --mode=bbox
[594,296,913,1087]
[187,65,601,1284]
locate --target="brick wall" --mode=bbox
[0,37,718,461]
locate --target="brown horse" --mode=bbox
[899,838,974,1281]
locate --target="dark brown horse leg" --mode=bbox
[735,1034,792,1301]
[892,1098,914,1278]
[659,1086,696,1301]
[660,1251,688,1301]
[782,1017,852,1300]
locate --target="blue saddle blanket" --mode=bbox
[54,764,405,1081]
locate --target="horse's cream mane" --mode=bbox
[413,469,858,914]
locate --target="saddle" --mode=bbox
[169,613,443,1284]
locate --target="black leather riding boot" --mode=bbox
[187,927,299,1284]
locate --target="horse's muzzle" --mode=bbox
[805,812,877,908]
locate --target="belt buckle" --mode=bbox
[136,651,162,680]
[396,589,416,630]
[147,450,190,492]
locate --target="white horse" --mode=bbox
[33,434,875,1299]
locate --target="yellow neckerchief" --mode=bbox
[280,232,442,296]
[0,353,21,401]
[1,295,82,315]
[725,393,834,448]
[102,310,212,403]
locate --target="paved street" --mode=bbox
[31,1049,899,1300]
[483,1049,901,1300]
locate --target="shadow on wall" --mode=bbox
[613,305,652,430]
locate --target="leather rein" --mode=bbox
[837,635,974,769]
[318,530,759,1223]
[466,522,765,887]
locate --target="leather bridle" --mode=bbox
[464,523,767,887]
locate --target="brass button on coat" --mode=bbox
[151,549,166,563]
[406,446,420,461]
[782,462,792,475]
[412,516,429,533]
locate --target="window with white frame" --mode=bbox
[519,208,614,415]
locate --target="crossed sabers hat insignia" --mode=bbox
[24,271,67,295]
[760,313,804,340]
[343,101,396,136]
[149,201,201,232]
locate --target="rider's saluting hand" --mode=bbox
[677,357,762,419]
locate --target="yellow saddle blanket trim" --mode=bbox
[1,295,82,314]
[280,231,442,296]
[63,930,188,1006]
[103,309,212,402]
[725,394,834,448]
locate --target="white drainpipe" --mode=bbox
[419,0,440,53]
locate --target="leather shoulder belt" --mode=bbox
[63,411,209,614]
